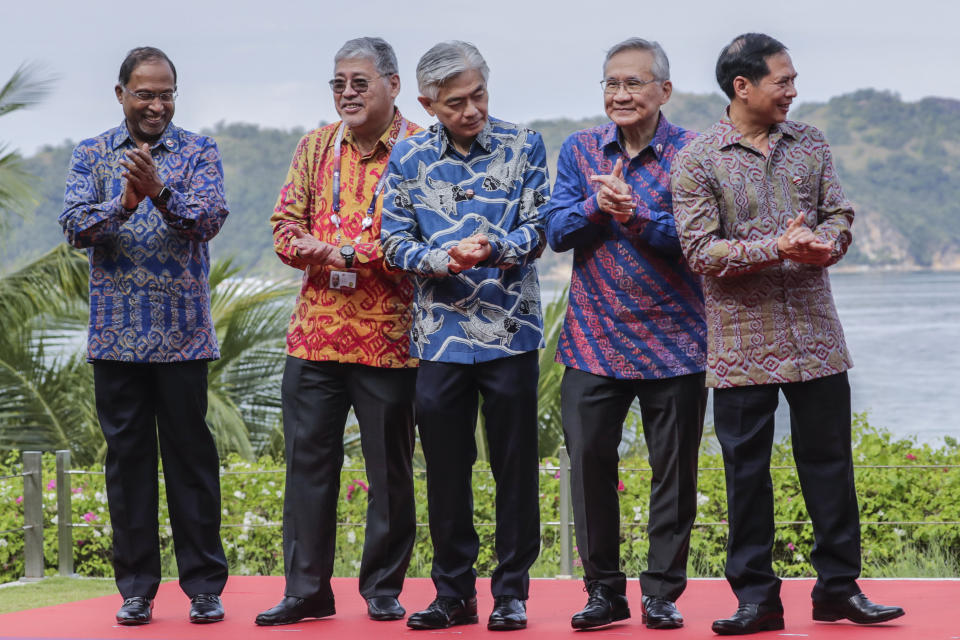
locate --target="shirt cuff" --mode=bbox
[582,193,610,226]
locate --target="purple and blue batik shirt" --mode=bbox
[544,114,706,380]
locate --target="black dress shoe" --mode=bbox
[712,603,784,635]
[812,592,905,624]
[255,595,336,626]
[641,595,683,629]
[367,596,405,621]
[189,593,224,623]
[406,596,479,629]
[488,596,527,631]
[116,596,153,625]
[570,582,630,629]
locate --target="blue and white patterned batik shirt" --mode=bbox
[381,118,549,364]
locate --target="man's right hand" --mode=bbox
[777,214,834,265]
[290,226,341,266]
[121,178,143,211]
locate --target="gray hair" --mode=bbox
[416,41,489,101]
[334,37,398,77]
[603,38,670,81]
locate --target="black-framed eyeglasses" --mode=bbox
[328,75,383,94]
[122,85,177,103]
[601,78,659,95]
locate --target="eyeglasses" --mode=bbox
[122,85,177,103]
[601,78,659,95]
[328,75,383,94]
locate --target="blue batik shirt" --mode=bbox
[60,121,229,363]
[382,118,549,364]
[544,115,706,379]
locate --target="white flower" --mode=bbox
[347,530,357,544]
[351,560,361,570]
[0,538,8,547]
[875,510,885,518]
[696,492,709,507]
[268,481,276,488]
[92,528,102,538]
[51,515,59,524]
[633,506,644,522]
[233,490,246,499]
[238,534,248,542]
[793,553,805,563]
[95,491,107,504]
[164,526,172,536]
[894,528,906,537]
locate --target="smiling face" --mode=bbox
[742,51,798,125]
[602,48,671,133]
[417,68,489,152]
[115,59,176,146]
[333,57,400,139]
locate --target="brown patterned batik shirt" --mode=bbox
[671,113,854,388]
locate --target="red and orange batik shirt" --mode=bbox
[271,110,420,368]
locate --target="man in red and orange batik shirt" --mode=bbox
[255,37,421,627]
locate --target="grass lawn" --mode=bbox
[0,577,118,614]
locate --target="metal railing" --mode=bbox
[4,448,959,581]
[0,451,44,580]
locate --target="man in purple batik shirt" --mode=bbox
[543,38,706,631]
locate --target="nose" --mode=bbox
[463,99,479,119]
[341,82,360,99]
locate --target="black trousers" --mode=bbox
[280,356,417,603]
[416,351,540,600]
[561,368,705,601]
[93,360,228,600]
[714,372,862,606]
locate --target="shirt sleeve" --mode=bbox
[270,135,314,271]
[381,155,452,277]
[672,147,781,277]
[158,137,229,242]
[479,130,548,268]
[59,143,132,248]
[620,192,683,257]
[543,136,606,253]
[811,136,854,267]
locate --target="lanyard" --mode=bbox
[330,118,407,243]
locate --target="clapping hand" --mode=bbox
[447,234,492,273]
[120,143,165,205]
[777,214,834,265]
[289,226,345,268]
[590,157,635,223]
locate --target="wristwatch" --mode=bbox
[153,185,172,209]
[340,244,356,269]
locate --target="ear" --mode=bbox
[417,95,436,117]
[387,73,401,100]
[115,84,124,103]
[659,79,673,105]
[733,76,751,101]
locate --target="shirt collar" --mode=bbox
[435,118,493,156]
[111,120,181,152]
[716,107,799,150]
[342,108,406,157]
[601,113,672,160]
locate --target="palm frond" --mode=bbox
[0,62,53,117]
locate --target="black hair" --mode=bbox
[715,33,787,99]
[118,47,177,86]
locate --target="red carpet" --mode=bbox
[0,576,954,639]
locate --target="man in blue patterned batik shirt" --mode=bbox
[382,41,548,633]
[59,47,228,627]
[543,38,707,631]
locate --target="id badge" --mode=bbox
[329,270,357,290]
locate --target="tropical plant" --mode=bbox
[0,62,52,226]
[0,243,298,464]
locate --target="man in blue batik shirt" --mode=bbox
[382,41,548,633]
[543,38,707,631]
[59,47,228,627]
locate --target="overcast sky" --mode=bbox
[2,0,952,155]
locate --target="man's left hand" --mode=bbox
[119,143,165,199]
[447,234,492,270]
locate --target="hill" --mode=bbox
[2,90,959,277]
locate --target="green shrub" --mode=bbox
[1,416,958,584]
